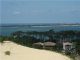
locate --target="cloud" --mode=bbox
[13,11,21,14]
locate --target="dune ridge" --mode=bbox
[0,41,71,60]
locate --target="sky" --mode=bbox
[0,0,80,24]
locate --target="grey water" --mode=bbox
[0,25,80,36]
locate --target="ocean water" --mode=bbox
[0,26,80,36]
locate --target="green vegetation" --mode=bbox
[4,51,10,55]
[73,39,80,55]
[0,29,80,60]
[0,35,11,43]
[32,44,43,49]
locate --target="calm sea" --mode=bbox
[0,25,80,36]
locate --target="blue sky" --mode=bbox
[1,0,80,24]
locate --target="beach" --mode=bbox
[0,41,71,60]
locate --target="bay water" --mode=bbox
[0,26,80,36]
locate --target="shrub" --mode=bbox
[32,44,43,49]
[65,50,71,55]
[5,51,10,55]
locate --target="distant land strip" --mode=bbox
[0,24,80,27]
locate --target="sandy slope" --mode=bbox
[0,41,71,60]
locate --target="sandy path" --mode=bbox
[0,41,71,60]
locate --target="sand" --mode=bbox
[0,41,71,60]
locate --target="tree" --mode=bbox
[67,30,76,41]
[47,29,55,41]
[11,31,24,42]
[54,32,61,42]
[76,31,80,39]
[0,35,5,43]
[76,39,80,55]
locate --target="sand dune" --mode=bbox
[0,41,71,60]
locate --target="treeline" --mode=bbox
[11,29,80,42]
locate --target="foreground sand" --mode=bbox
[0,41,71,60]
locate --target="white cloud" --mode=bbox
[13,11,21,14]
